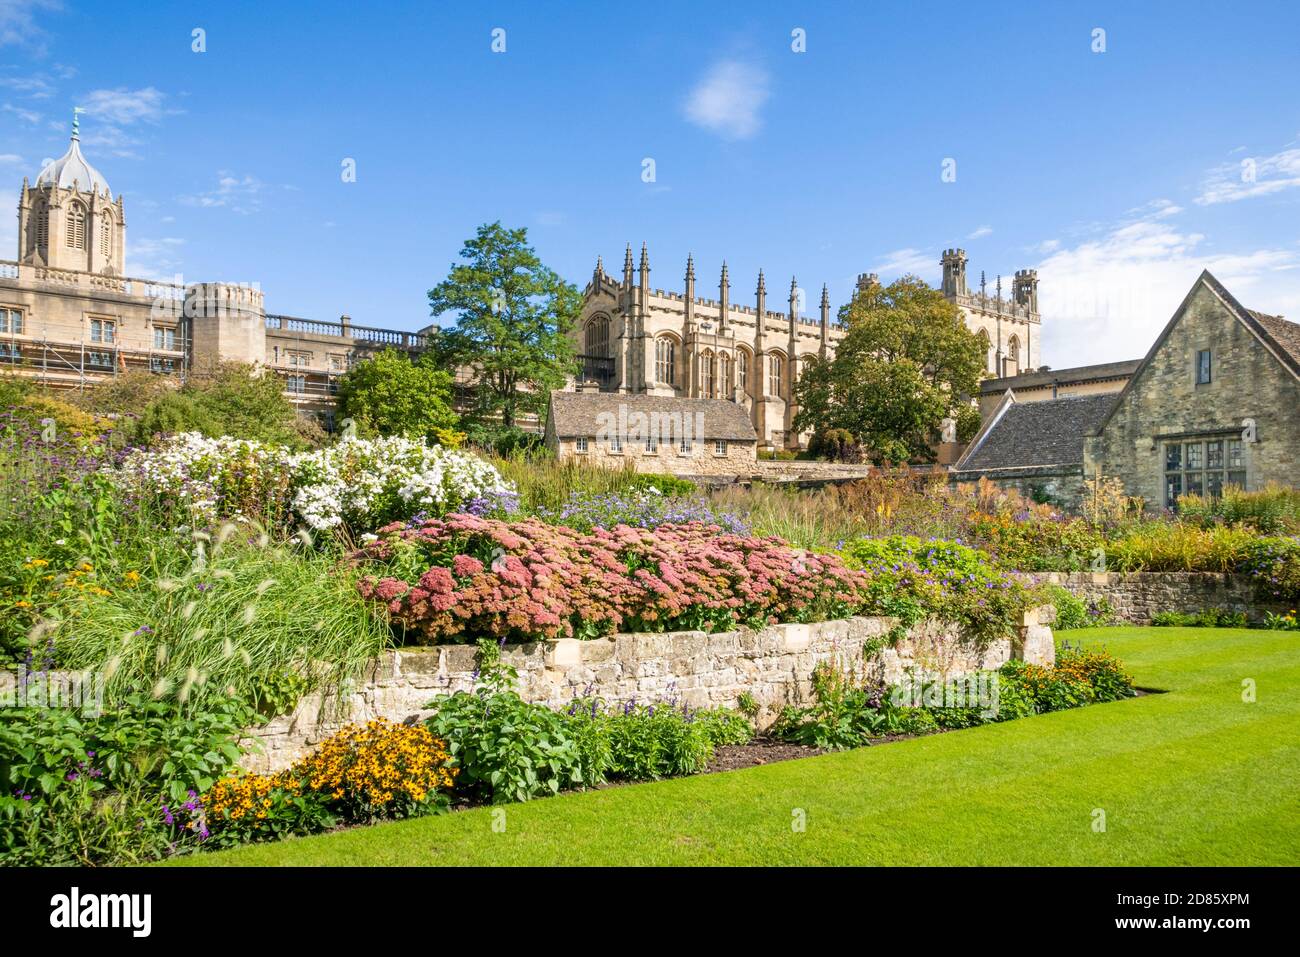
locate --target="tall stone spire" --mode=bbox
[623,244,634,287]
[819,284,831,359]
[684,254,696,327]
[639,242,650,286]
[755,270,767,361]
[718,261,730,332]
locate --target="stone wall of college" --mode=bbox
[1038,570,1284,624]
[242,611,1056,773]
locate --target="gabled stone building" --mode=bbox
[1084,270,1300,509]
[544,390,757,477]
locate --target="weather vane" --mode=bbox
[72,105,85,139]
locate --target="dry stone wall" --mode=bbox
[242,611,1055,773]
[1037,571,1281,624]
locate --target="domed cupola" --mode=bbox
[18,109,125,276]
[35,110,111,196]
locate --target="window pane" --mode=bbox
[1227,470,1247,490]
[1166,473,1182,506]
[1227,439,1243,468]
[1186,442,1204,469]
[1206,440,1223,469]
[1186,472,1204,496]
[1207,472,1224,498]
[1165,443,1182,471]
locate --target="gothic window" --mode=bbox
[737,348,751,395]
[67,201,87,250]
[34,204,49,250]
[768,353,785,398]
[700,350,715,397]
[720,352,733,395]
[655,336,676,387]
[585,315,610,357]
[1007,335,1021,376]
[100,215,112,257]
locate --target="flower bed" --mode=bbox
[353,514,872,643]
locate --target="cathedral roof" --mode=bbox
[36,125,111,196]
[955,393,1116,474]
[548,391,758,442]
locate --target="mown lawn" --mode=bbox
[177,627,1300,866]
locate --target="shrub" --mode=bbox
[0,694,252,865]
[1046,585,1116,630]
[843,536,1036,647]
[627,473,697,496]
[772,660,936,750]
[1151,609,1249,628]
[1241,536,1300,604]
[967,513,1104,572]
[424,642,592,803]
[356,515,872,644]
[598,701,715,779]
[1263,610,1299,631]
[1054,644,1136,702]
[1177,484,1300,534]
[998,659,1095,713]
[1105,524,1255,572]
[204,719,455,846]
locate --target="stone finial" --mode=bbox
[756,269,766,295]
[685,253,695,281]
[820,283,829,309]
[623,244,634,284]
[720,260,729,289]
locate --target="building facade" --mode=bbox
[0,120,425,428]
[544,390,757,477]
[976,359,1140,418]
[1084,271,1300,509]
[940,248,1041,378]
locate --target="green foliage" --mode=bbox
[427,221,581,430]
[335,348,458,441]
[794,276,986,464]
[51,537,391,715]
[1105,523,1256,572]
[808,427,863,463]
[627,473,697,496]
[489,452,644,514]
[1054,643,1136,703]
[424,640,592,804]
[1242,536,1300,604]
[772,661,937,750]
[132,362,318,448]
[1177,484,1300,534]
[73,370,174,418]
[1151,609,1249,628]
[843,535,1036,647]
[0,694,252,865]
[1046,585,1117,630]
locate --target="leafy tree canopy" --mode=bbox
[427,222,580,431]
[336,348,457,441]
[794,276,985,465]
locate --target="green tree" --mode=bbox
[335,348,457,440]
[427,222,580,431]
[794,276,985,465]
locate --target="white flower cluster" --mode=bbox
[289,435,513,531]
[112,433,513,533]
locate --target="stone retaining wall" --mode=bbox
[242,611,1055,773]
[1037,571,1283,625]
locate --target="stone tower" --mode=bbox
[941,248,968,298]
[18,110,125,276]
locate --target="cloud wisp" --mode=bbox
[683,61,770,141]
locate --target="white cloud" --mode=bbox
[683,61,770,141]
[871,247,935,277]
[179,172,265,215]
[0,0,60,50]
[81,86,171,125]
[967,225,993,240]
[0,152,21,164]
[1037,205,1300,367]
[1195,147,1300,205]
[0,75,54,98]
[125,236,185,279]
[2,102,41,123]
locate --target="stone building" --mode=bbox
[940,248,1041,377]
[954,271,1300,510]
[544,390,757,477]
[1084,270,1300,509]
[0,117,426,428]
[976,359,1140,418]
[572,245,843,451]
[952,392,1116,508]
[571,245,1045,452]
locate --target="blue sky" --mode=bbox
[2,0,1298,366]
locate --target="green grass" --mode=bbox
[177,627,1300,866]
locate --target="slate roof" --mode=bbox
[979,359,1142,395]
[548,391,758,441]
[957,393,1117,472]
[1249,310,1300,378]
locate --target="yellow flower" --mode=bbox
[13,600,31,608]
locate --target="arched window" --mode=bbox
[769,353,785,398]
[737,348,751,395]
[66,201,87,250]
[585,314,610,357]
[33,203,49,250]
[1007,335,1020,376]
[700,350,715,397]
[100,214,112,258]
[655,336,676,387]
[719,352,733,396]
